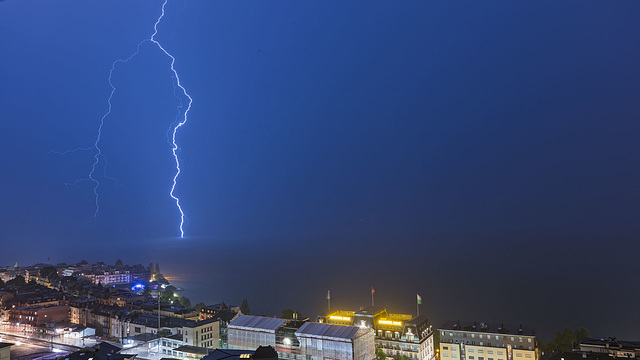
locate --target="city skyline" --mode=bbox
[1,0,640,347]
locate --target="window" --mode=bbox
[444,355,449,357]
[469,357,474,359]
[479,357,484,360]
[516,354,522,357]
[525,355,532,358]
[444,347,449,350]
[468,349,474,353]
[452,355,457,358]
[528,339,532,343]
[478,350,484,353]
[488,351,494,354]
[498,352,504,355]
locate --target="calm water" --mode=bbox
[4,233,640,341]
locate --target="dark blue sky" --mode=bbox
[1,0,640,340]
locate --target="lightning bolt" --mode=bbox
[50,0,191,237]
[151,0,193,238]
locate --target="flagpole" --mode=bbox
[327,290,331,312]
[371,287,375,307]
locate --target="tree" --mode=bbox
[155,273,170,285]
[115,259,123,267]
[194,302,206,313]
[0,278,5,289]
[7,275,25,287]
[159,285,178,302]
[281,309,302,319]
[40,266,59,281]
[143,286,152,300]
[543,327,590,353]
[240,299,250,315]
[155,263,160,275]
[148,262,155,275]
[180,296,191,309]
[375,345,387,360]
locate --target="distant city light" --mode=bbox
[131,283,145,291]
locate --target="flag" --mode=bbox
[371,286,376,295]
[327,290,331,300]
[417,294,422,304]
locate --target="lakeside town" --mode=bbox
[0,260,636,360]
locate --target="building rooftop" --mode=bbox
[440,321,536,336]
[230,315,287,331]
[174,345,211,355]
[405,315,430,325]
[203,349,256,360]
[355,306,387,316]
[166,333,183,341]
[580,338,640,350]
[546,352,627,360]
[296,322,363,340]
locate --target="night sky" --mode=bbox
[1,0,640,340]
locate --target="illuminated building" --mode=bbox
[229,315,374,360]
[200,303,241,320]
[438,322,538,360]
[198,303,242,348]
[8,304,69,327]
[229,316,288,351]
[295,322,374,360]
[322,307,435,360]
[82,270,132,285]
[578,338,640,358]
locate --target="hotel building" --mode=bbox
[438,322,538,360]
[322,307,435,360]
